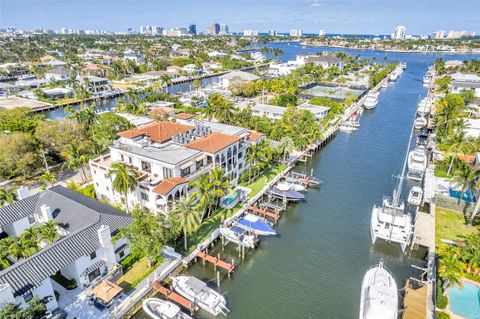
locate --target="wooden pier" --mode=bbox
[402,279,428,319]
[151,281,194,313]
[248,205,280,222]
[195,249,235,274]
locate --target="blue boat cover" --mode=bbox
[231,225,247,234]
[238,218,275,234]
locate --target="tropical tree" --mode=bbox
[107,163,138,213]
[438,245,464,288]
[39,220,60,244]
[62,143,89,183]
[40,172,57,188]
[452,163,476,202]
[161,74,172,93]
[169,196,202,250]
[0,187,17,206]
[190,174,214,221]
[446,130,474,175]
[277,136,295,163]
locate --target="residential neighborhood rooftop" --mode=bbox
[186,132,242,153]
[117,121,193,143]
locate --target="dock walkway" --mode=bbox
[403,279,428,319]
[195,250,235,273]
[151,281,194,312]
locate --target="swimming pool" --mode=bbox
[449,188,474,202]
[449,281,480,319]
[221,189,243,208]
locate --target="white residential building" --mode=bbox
[243,29,258,37]
[432,30,445,39]
[447,30,476,39]
[289,29,303,37]
[248,103,330,121]
[0,186,131,313]
[318,30,326,36]
[44,67,71,82]
[450,73,480,97]
[218,71,260,89]
[391,26,406,40]
[296,54,345,70]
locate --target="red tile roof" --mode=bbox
[117,121,193,143]
[173,113,196,120]
[247,130,265,142]
[186,132,241,153]
[152,177,189,196]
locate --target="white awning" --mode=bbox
[180,161,193,169]
[196,154,207,161]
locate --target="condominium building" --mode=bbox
[219,24,229,35]
[432,30,445,39]
[391,25,406,40]
[289,29,303,37]
[243,29,258,37]
[447,30,476,39]
[90,120,263,215]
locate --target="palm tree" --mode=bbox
[468,163,480,225]
[169,196,201,251]
[107,163,138,213]
[438,245,464,288]
[446,130,473,175]
[0,187,17,206]
[63,143,88,183]
[39,220,59,244]
[190,174,214,221]
[452,163,476,206]
[40,172,57,188]
[0,238,14,270]
[209,167,230,210]
[277,136,295,163]
[161,74,172,94]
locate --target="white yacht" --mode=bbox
[381,82,389,89]
[408,186,423,206]
[408,147,427,177]
[172,276,229,317]
[423,75,432,87]
[399,62,407,69]
[339,120,359,132]
[359,260,398,319]
[416,97,432,117]
[220,225,258,248]
[371,123,414,252]
[143,298,193,319]
[364,92,379,110]
[413,116,427,130]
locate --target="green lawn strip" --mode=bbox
[116,256,163,292]
[182,163,287,253]
[435,207,479,249]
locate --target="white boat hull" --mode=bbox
[143,298,192,319]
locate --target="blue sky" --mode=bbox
[1,0,479,35]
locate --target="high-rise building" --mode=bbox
[431,30,445,39]
[207,23,220,35]
[188,24,197,35]
[447,30,476,39]
[318,30,326,36]
[268,30,277,36]
[289,29,303,37]
[219,24,229,35]
[391,26,406,40]
[243,29,259,37]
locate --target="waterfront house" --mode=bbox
[219,71,260,89]
[296,54,345,70]
[202,62,222,73]
[44,67,71,82]
[450,73,480,97]
[0,186,131,313]
[121,50,144,64]
[83,63,107,78]
[246,103,330,121]
[269,62,300,76]
[81,76,112,95]
[445,60,464,68]
[182,64,197,74]
[41,87,75,100]
[166,66,182,77]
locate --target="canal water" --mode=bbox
[122,44,478,318]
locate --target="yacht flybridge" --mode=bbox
[370,121,414,253]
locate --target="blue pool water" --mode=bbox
[222,189,242,206]
[449,188,474,203]
[450,282,480,319]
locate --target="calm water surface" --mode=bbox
[127,43,479,319]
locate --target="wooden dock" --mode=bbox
[195,249,235,274]
[248,205,280,222]
[403,279,428,319]
[151,281,194,313]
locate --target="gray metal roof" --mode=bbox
[0,186,131,296]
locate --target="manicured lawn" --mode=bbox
[435,207,479,248]
[181,163,287,253]
[116,256,159,292]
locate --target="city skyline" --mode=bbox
[1,0,479,35]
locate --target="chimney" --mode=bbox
[97,225,112,249]
[40,204,53,222]
[16,186,30,200]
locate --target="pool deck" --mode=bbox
[445,278,480,319]
[403,279,428,319]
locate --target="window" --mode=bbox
[163,167,172,179]
[141,161,151,172]
[27,214,35,224]
[90,251,97,260]
[23,292,33,303]
[88,268,101,282]
[181,167,191,177]
[140,192,149,201]
[119,251,125,258]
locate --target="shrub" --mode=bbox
[436,280,448,309]
[120,253,140,272]
[438,312,450,319]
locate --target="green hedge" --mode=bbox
[436,280,448,309]
[438,312,451,319]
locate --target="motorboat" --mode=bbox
[370,122,414,252]
[281,178,306,192]
[289,172,323,187]
[408,147,427,176]
[381,82,389,89]
[414,116,427,130]
[423,75,432,87]
[143,298,192,319]
[172,276,229,317]
[219,225,258,248]
[389,72,399,82]
[359,260,398,319]
[269,183,305,201]
[399,62,407,69]
[235,214,277,236]
[416,98,432,117]
[408,186,423,206]
[339,121,359,132]
[363,92,379,110]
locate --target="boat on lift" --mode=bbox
[172,276,229,317]
[219,225,258,248]
[235,214,277,236]
[269,182,305,201]
[143,298,193,319]
[414,116,427,130]
[359,260,398,319]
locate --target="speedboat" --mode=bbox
[416,98,432,117]
[340,120,359,132]
[389,72,399,82]
[359,260,398,319]
[414,116,427,130]
[381,82,389,89]
[172,276,229,317]
[423,74,432,87]
[371,196,413,252]
[399,62,407,69]
[408,186,423,206]
[269,183,305,201]
[235,214,277,236]
[219,225,258,248]
[408,147,427,176]
[363,92,379,110]
[143,298,192,319]
[282,178,306,192]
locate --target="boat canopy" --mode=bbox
[238,216,275,234]
[185,276,207,294]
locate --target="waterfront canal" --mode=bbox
[130,45,478,318]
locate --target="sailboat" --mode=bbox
[370,120,414,252]
[359,260,398,319]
